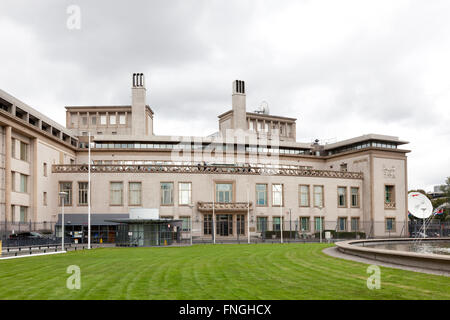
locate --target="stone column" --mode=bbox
[5,126,11,222]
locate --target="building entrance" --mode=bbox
[216,214,233,236]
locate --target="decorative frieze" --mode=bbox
[52,163,364,179]
[197,201,252,212]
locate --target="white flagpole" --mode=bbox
[247,184,250,244]
[213,195,216,244]
[88,132,91,249]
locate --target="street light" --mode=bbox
[319,205,323,243]
[58,191,68,252]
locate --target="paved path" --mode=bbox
[323,246,450,277]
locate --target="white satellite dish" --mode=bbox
[408,192,432,219]
[254,101,270,115]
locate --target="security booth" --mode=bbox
[107,218,183,246]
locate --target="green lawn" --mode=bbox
[0,244,449,300]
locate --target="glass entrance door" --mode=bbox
[217,214,233,236]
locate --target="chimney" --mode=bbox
[131,73,148,136]
[232,80,247,130]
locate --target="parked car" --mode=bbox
[8,232,45,239]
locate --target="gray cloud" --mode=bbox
[0,0,449,190]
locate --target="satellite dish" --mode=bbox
[259,101,270,114]
[408,192,433,219]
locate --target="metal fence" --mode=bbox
[1,219,449,247]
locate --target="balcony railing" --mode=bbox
[52,163,363,179]
[197,202,252,212]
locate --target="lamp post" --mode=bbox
[188,204,194,246]
[58,191,68,251]
[319,205,323,243]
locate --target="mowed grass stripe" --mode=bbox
[0,244,449,300]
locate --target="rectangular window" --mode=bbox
[91,116,96,125]
[161,182,174,205]
[314,217,323,232]
[272,184,283,206]
[20,174,28,193]
[385,185,395,208]
[256,217,268,232]
[180,216,191,231]
[351,218,360,231]
[43,162,47,177]
[300,217,310,232]
[19,206,27,223]
[20,141,28,161]
[110,182,123,206]
[100,115,107,125]
[59,182,72,206]
[129,182,142,206]
[119,114,126,125]
[204,214,212,235]
[11,138,15,158]
[110,115,116,125]
[43,192,47,206]
[386,218,396,232]
[273,217,282,231]
[11,172,15,191]
[314,185,324,207]
[338,187,347,207]
[351,187,359,207]
[236,214,245,235]
[78,182,89,205]
[299,185,310,207]
[256,184,267,206]
[82,116,87,125]
[179,182,192,205]
[338,217,347,231]
[216,183,233,203]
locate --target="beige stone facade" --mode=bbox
[0,74,410,238]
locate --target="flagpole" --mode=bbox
[88,132,91,249]
[247,184,250,244]
[213,183,216,244]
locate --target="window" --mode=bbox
[11,138,15,158]
[129,182,142,206]
[204,214,213,235]
[299,185,310,207]
[20,141,28,161]
[161,182,174,205]
[119,114,126,125]
[337,187,347,207]
[257,217,268,232]
[273,217,282,231]
[43,163,47,177]
[110,115,116,125]
[59,182,72,206]
[272,184,283,206]
[351,218,360,231]
[386,218,396,232]
[82,116,87,125]
[19,206,27,223]
[180,216,191,231]
[91,116,96,125]
[43,192,47,206]
[314,217,323,232]
[385,185,395,208]
[19,174,28,193]
[110,182,123,206]
[314,185,324,207]
[179,182,192,205]
[11,205,15,223]
[100,115,107,125]
[78,182,89,205]
[236,214,245,235]
[216,183,233,203]
[11,172,16,191]
[351,187,359,207]
[249,121,254,131]
[338,217,347,231]
[300,217,310,232]
[256,184,267,206]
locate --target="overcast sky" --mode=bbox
[0,0,449,191]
